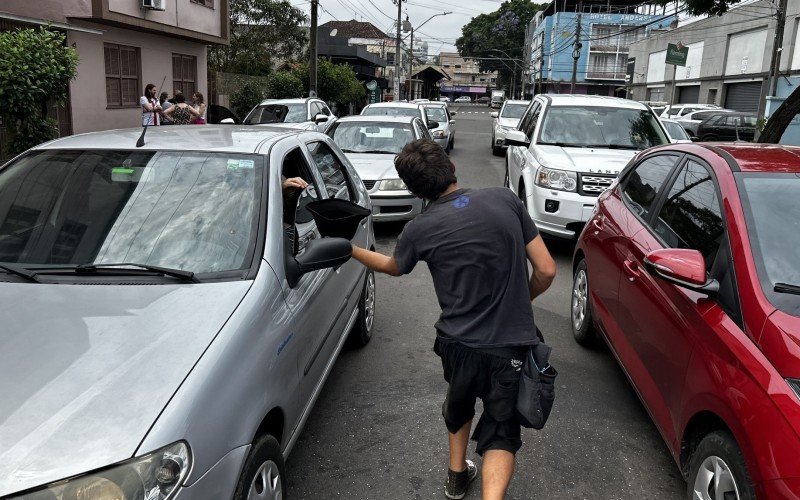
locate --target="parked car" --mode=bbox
[454,96,472,103]
[697,112,757,142]
[572,142,800,499]
[504,94,669,239]
[208,104,241,124]
[674,109,734,136]
[491,99,530,155]
[438,96,451,102]
[243,97,336,132]
[0,125,376,499]
[659,103,721,118]
[422,102,456,152]
[477,96,491,104]
[327,115,431,221]
[360,102,432,128]
[660,118,693,143]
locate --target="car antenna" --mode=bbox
[136,74,167,148]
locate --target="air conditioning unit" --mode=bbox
[142,0,165,11]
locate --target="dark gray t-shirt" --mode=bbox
[393,187,539,347]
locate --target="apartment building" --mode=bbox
[438,52,498,99]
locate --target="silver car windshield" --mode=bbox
[500,103,527,119]
[539,106,669,149]
[0,150,262,274]
[245,103,307,124]
[424,107,448,123]
[362,106,419,118]
[330,122,414,154]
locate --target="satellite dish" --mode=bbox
[330,28,338,37]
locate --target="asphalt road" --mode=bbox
[286,104,686,499]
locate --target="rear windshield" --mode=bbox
[501,103,528,119]
[538,106,669,149]
[362,106,420,118]
[329,122,414,154]
[0,150,262,275]
[245,103,307,124]
[423,106,448,123]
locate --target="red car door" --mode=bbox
[617,158,728,448]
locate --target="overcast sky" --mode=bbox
[292,0,508,54]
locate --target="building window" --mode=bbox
[104,43,140,108]
[707,88,718,105]
[442,64,450,68]
[387,53,395,65]
[172,54,197,97]
[455,64,462,69]
[191,0,214,7]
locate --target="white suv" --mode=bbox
[504,95,669,239]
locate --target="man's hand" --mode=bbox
[351,245,402,276]
[282,177,308,192]
[526,235,556,300]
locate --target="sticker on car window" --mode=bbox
[227,159,240,170]
[239,159,255,169]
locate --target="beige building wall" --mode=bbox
[439,52,497,87]
[108,0,222,38]
[68,23,208,134]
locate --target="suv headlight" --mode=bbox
[379,178,407,191]
[535,166,577,192]
[12,442,190,500]
[432,130,446,139]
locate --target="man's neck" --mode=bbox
[437,184,460,199]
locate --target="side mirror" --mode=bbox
[220,118,235,124]
[490,112,499,118]
[691,136,700,142]
[427,121,439,129]
[504,129,530,147]
[314,113,330,124]
[286,237,352,288]
[643,248,719,294]
[449,119,455,125]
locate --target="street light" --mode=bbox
[403,12,451,100]
[487,48,523,99]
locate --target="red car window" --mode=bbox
[621,155,679,220]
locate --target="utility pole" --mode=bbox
[570,0,582,93]
[768,0,789,97]
[394,0,402,101]
[309,0,318,97]
[410,27,414,100]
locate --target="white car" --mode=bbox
[659,103,721,119]
[504,94,670,239]
[438,96,450,102]
[674,108,733,135]
[242,97,336,132]
[454,96,471,103]
[327,115,431,221]
[660,118,693,143]
[360,102,431,127]
[490,99,530,156]
[422,102,456,152]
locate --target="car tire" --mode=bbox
[348,269,376,347]
[571,259,597,347]
[503,167,510,188]
[450,135,455,149]
[233,434,286,500]
[518,182,527,209]
[492,140,503,156]
[687,431,756,500]
[702,134,718,141]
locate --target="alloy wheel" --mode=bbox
[692,456,741,500]
[248,460,282,500]
[364,272,376,333]
[572,269,588,331]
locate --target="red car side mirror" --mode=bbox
[643,248,719,294]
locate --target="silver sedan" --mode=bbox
[0,125,375,499]
[422,102,456,153]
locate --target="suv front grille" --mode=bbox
[362,180,377,190]
[578,174,615,196]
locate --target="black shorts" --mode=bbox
[434,337,528,456]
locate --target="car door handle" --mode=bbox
[591,218,603,231]
[623,260,640,280]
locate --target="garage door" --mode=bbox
[724,82,762,112]
[677,85,700,103]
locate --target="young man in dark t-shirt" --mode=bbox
[350,139,556,500]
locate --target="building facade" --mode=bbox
[523,0,675,96]
[438,52,498,99]
[1,0,228,138]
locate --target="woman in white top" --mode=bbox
[192,92,207,125]
[140,83,161,126]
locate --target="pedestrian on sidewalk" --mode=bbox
[140,83,161,126]
[162,93,200,125]
[191,92,207,124]
[350,139,556,500]
[159,92,174,125]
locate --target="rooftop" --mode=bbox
[320,20,390,40]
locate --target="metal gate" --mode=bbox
[724,82,763,112]
[677,85,700,103]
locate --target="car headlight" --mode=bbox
[535,166,577,192]
[432,130,446,139]
[379,178,407,191]
[12,442,191,500]
[787,379,800,401]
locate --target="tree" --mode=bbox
[266,71,304,100]
[230,79,268,119]
[209,0,307,76]
[292,59,366,112]
[456,0,544,91]
[0,27,78,157]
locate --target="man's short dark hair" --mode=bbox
[394,139,457,200]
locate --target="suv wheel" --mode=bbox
[349,269,375,347]
[234,435,285,500]
[571,259,597,346]
[687,431,755,500]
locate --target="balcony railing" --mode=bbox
[589,45,630,53]
[585,70,626,80]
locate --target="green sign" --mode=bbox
[367,80,379,104]
[366,80,378,91]
[666,43,688,66]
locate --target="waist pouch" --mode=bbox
[516,340,557,429]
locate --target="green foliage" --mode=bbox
[0,27,78,156]
[209,0,308,76]
[266,71,304,99]
[456,0,544,89]
[230,79,268,119]
[292,58,366,109]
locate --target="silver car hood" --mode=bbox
[535,145,637,175]
[343,153,398,181]
[0,281,252,496]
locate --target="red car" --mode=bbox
[572,143,800,499]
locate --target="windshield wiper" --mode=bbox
[359,150,395,154]
[538,142,589,148]
[40,262,200,282]
[591,144,641,150]
[0,262,40,283]
[774,282,800,295]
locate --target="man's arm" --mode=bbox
[351,245,402,276]
[526,235,557,300]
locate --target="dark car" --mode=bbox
[572,143,800,499]
[697,112,756,141]
[477,96,490,104]
[207,104,241,124]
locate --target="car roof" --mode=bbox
[715,144,800,173]
[255,98,315,105]
[336,115,418,124]
[504,100,530,105]
[364,102,421,109]
[543,94,648,110]
[34,126,296,153]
